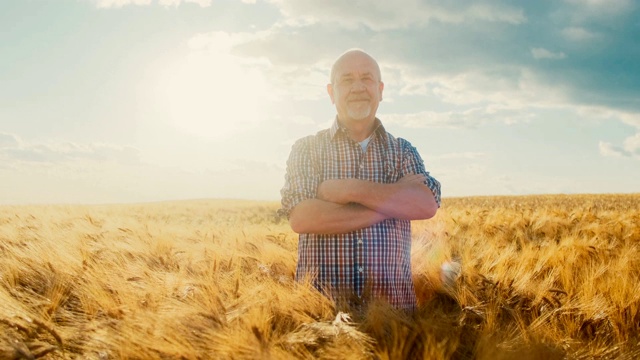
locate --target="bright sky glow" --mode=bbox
[154,32,272,139]
[1,0,638,204]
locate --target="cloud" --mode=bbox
[160,0,212,6]
[623,133,640,155]
[383,111,466,129]
[0,133,20,148]
[94,0,151,8]
[273,115,316,126]
[94,0,212,8]
[432,152,487,160]
[223,19,639,131]
[575,106,640,129]
[90,0,634,139]
[427,69,570,108]
[531,47,567,60]
[599,141,626,158]
[383,106,534,129]
[618,113,640,129]
[228,0,639,117]
[224,19,640,142]
[188,31,266,52]
[267,0,526,30]
[561,26,600,41]
[188,30,331,102]
[0,136,141,166]
[599,133,640,159]
[565,0,635,18]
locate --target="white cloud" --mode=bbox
[383,111,464,129]
[160,0,212,7]
[599,141,625,158]
[432,152,487,160]
[623,133,640,155]
[94,0,212,8]
[267,0,526,30]
[466,3,527,24]
[531,47,567,60]
[382,66,432,97]
[562,26,600,41]
[575,106,640,128]
[228,26,640,136]
[563,0,635,27]
[275,115,316,126]
[95,0,151,8]
[0,137,141,166]
[0,133,20,148]
[264,64,329,101]
[187,31,268,52]
[429,68,570,108]
[618,113,640,129]
[565,0,634,15]
[382,106,534,129]
[382,67,639,132]
[186,0,212,5]
[186,30,333,102]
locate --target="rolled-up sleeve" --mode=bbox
[278,136,320,219]
[400,140,442,208]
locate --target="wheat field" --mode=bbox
[1,194,639,359]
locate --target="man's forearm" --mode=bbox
[288,198,389,234]
[352,180,438,220]
[319,177,438,220]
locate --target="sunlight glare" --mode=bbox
[156,35,271,139]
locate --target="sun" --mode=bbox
[153,38,271,139]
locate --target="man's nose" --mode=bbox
[351,79,366,91]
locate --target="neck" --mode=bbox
[340,117,376,142]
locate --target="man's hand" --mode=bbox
[317,174,426,205]
[288,199,389,234]
[318,173,437,220]
[317,178,355,204]
[293,173,437,234]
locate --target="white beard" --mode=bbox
[346,102,372,120]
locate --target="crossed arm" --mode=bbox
[289,174,438,234]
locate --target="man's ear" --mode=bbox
[379,81,384,101]
[327,83,335,104]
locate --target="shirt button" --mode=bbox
[357,238,363,245]
[358,267,364,273]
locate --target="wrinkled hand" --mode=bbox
[317,179,354,204]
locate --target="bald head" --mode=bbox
[330,49,382,85]
[326,48,385,128]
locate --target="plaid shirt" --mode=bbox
[279,118,441,309]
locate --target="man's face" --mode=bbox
[328,53,384,124]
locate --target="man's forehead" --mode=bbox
[337,53,376,68]
[330,50,382,82]
[337,69,375,77]
[335,58,379,77]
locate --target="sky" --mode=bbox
[1,0,639,205]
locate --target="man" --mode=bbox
[279,49,441,310]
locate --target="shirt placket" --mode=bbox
[353,140,366,297]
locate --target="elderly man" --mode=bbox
[279,49,441,310]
